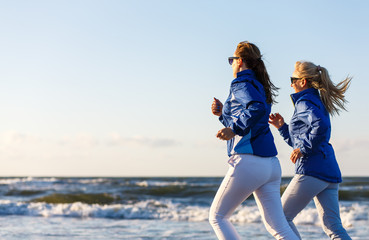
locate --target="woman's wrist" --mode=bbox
[277,123,286,130]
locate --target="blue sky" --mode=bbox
[0,0,368,176]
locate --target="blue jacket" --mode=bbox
[278,88,342,183]
[219,69,278,157]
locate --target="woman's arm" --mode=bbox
[216,82,268,140]
[278,123,293,147]
[294,100,330,156]
[229,101,266,136]
[227,83,266,136]
[269,113,293,147]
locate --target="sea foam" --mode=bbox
[0,199,366,230]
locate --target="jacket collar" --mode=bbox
[232,69,256,84]
[237,69,255,78]
[290,87,320,105]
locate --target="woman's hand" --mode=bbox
[290,148,303,163]
[216,127,235,141]
[212,97,223,117]
[269,113,285,129]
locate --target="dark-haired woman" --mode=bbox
[209,41,299,240]
[269,61,352,239]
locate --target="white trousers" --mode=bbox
[209,154,299,240]
[282,174,352,240]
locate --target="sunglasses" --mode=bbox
[228,57,240,65]
[290,77,312,84]
[290,77,302,84]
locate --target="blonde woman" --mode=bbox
[210,41,299,240]
[269,61,352,239]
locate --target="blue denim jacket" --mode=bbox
[278,88,342,183]
[219,69,277,158]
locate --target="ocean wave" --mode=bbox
[0,177,59,185]
[72,178,111,184]
[339,190,369,201]
[124,184,369,201]
[30,193,118,204]
[125,184,216,198]
[5,189,46,196]
[0,199,257,221]
[341,178,369,187]
[133,180,188,188]
[0,199,366,229]
[2,177,369,202]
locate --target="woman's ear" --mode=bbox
[238,58,248,70]
[301,78,308,87]
[237,58,243,67]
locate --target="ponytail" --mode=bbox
[295,61,352,115]
[235,41,278,104]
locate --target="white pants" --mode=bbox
[282,174,351,240]
[209,154,299,240]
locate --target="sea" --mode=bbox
[0,177,368,240]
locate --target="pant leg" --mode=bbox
[314,183,352,240]
[209,155,271,240]
[253,157,300,240]
[209,166,246,240]
[281,174,330,238]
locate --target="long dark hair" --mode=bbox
[235,41,278,104]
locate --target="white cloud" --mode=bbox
[0,131,43,146]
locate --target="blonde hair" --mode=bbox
[294,61,352,115]
[235,41,278,104]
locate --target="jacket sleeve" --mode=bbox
[278,123,293,147]
[227,82,266,136]
[219,114,230,127]
[294,100,330,155]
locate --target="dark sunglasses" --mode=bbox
[290,77,302,84]
[228,57,240,65]
[290,77,312,84]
